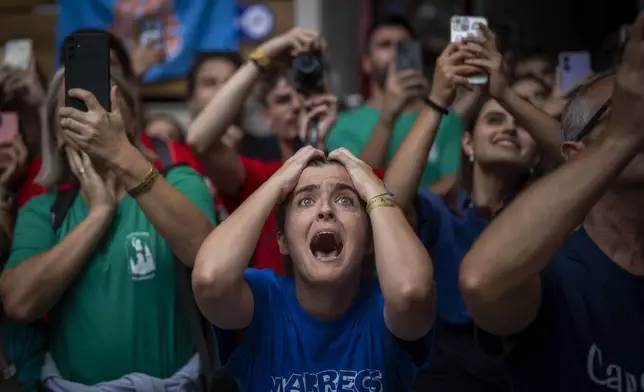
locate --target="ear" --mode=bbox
[561,141,585,162]
[462,132,474,157]
[277,232,290,256]
[362,55,372,75]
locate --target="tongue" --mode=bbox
[314,249,340,259]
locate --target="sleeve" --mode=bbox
[2,320,46,392]
[436,111,465,176]
[5,196,57,270]
[413,189,445,250]
[325,120,366,156]
[165,166,217,225]
[220,156,282,213]
[213,268,281,371]
[372,286,434,378]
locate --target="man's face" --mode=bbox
[364,26,412,89]
[262,77,301,141]
[190,58,237,116]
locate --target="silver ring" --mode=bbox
[79,167,86,175]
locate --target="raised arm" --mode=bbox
[386,42,476,211]
[0,150,115,322]
[187,28,322,196]
[464,25,564,165]
[331,148,435,341]
[459,16,644,337]
[60,87,214,266]
[192,147,324,330]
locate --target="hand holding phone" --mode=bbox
[558,51,592,93]
[396,40,424,72]
[451,15,488,85]
[2,39,32,71]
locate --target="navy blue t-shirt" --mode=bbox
[215,268,433,392]
[507,228,644,391]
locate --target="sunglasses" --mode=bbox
[575,99,611,142]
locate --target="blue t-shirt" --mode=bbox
[507,228,644,391]
[416,189,489,325]
[215,268,433,392]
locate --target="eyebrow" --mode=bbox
[292,182,358,197]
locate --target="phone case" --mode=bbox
[0,112,19,140]
[558,51,591,92]
[63,32,111,112]
[396,40,423,72]
[137,17,164,49]
[451,15,488,85]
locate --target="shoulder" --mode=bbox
[240,155,283,179]
[19,191,57,214]
[243,268,282,300]
[415,188,450,217]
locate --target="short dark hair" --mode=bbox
[59,28,134,80]
[365,14,417,53]
[187,51,243,97]
[256,66,293,105]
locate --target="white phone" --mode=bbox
[450,15,488,85]
[3,39,32,70]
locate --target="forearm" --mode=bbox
[0,210,112,322]
[461,133,643,303]
[497,87,564,164]
[114,148,214,266]
[371,205,435,310]
[193,180,280,299]
[187,62,261,154]
[386,107,442,210]
[359,115,395,168]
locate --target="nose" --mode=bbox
[501,119,518,136]
[317,197,335,221]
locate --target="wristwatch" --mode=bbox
[1,364,16,381]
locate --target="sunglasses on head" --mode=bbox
[575,99,611,142]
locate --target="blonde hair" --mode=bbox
[35,67,154,189]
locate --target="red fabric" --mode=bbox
[17,158,46,209]
[220,156,386,275]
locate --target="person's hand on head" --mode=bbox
[327,148,387,202]
[259,28,325,62]
[461,24,510,99]
[269,146,325,200]
[66,147,118,215]
[382,62,427,121]
[430,41,479,107]
[298,94,338,150]
[0,134,28,193]
[58,86,131,168]
[131,39,165,78]
[608,12,644,142]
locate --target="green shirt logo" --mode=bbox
[126,232,156,281]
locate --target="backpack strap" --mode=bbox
[150,137,221,389]
[51,187,80,232]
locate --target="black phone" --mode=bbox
[396,40,423,72]
[63,31,111,111]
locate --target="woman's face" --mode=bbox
[281,163,371,284]
[512,78,548,107]
[466,99,539,171]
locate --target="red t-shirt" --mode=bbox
[220,155,385,275]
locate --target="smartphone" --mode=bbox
[137,17,164,50]
[396,40,423,72]
[63,31,111,112]
[3,39,32,70]
[451,15,488,84]
[558,51,592,92]
[620,24,632,45]
[0,112,18,141]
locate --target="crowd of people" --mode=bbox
[0,7,643,392]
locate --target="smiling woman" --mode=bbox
[192,147,436,392]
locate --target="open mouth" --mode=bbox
[309,231,344,261]
[494,138,520,150]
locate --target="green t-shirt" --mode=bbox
[5,165,216,385]
[326,105,464,187]
[2,321,46,392]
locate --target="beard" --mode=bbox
[370,62,388,90]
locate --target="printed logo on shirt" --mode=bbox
[427,144,439,164]
[125,232,157,281]
[586,343,643,391]
[270,369,383,392]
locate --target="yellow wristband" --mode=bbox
[366,195,396,214]
[249,47,270,69]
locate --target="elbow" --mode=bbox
[1,290,41,323]
[192,262,227,302]
[186,131,207,156]
[390,279,435,312]
[459,261,498,308]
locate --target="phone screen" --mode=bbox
[3,39,32,70]
[0,112,19,141]
[559,51,592,92]
[138,17,164,49]
[396,40,423,72]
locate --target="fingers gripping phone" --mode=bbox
[451,15,488,85]
[396,40,424,72]
[63,32,111,112]
[558,51,592,92]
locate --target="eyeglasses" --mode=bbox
[575,99,612,142]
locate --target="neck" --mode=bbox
[584,187,644,276]
[294,274,361,320]
[470,163,518,213]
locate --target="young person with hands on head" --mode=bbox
[387,39,540,392]
[193,145,435,392]
[187,28,341,274]
[459,13,644,392]
[0,67,216,389]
